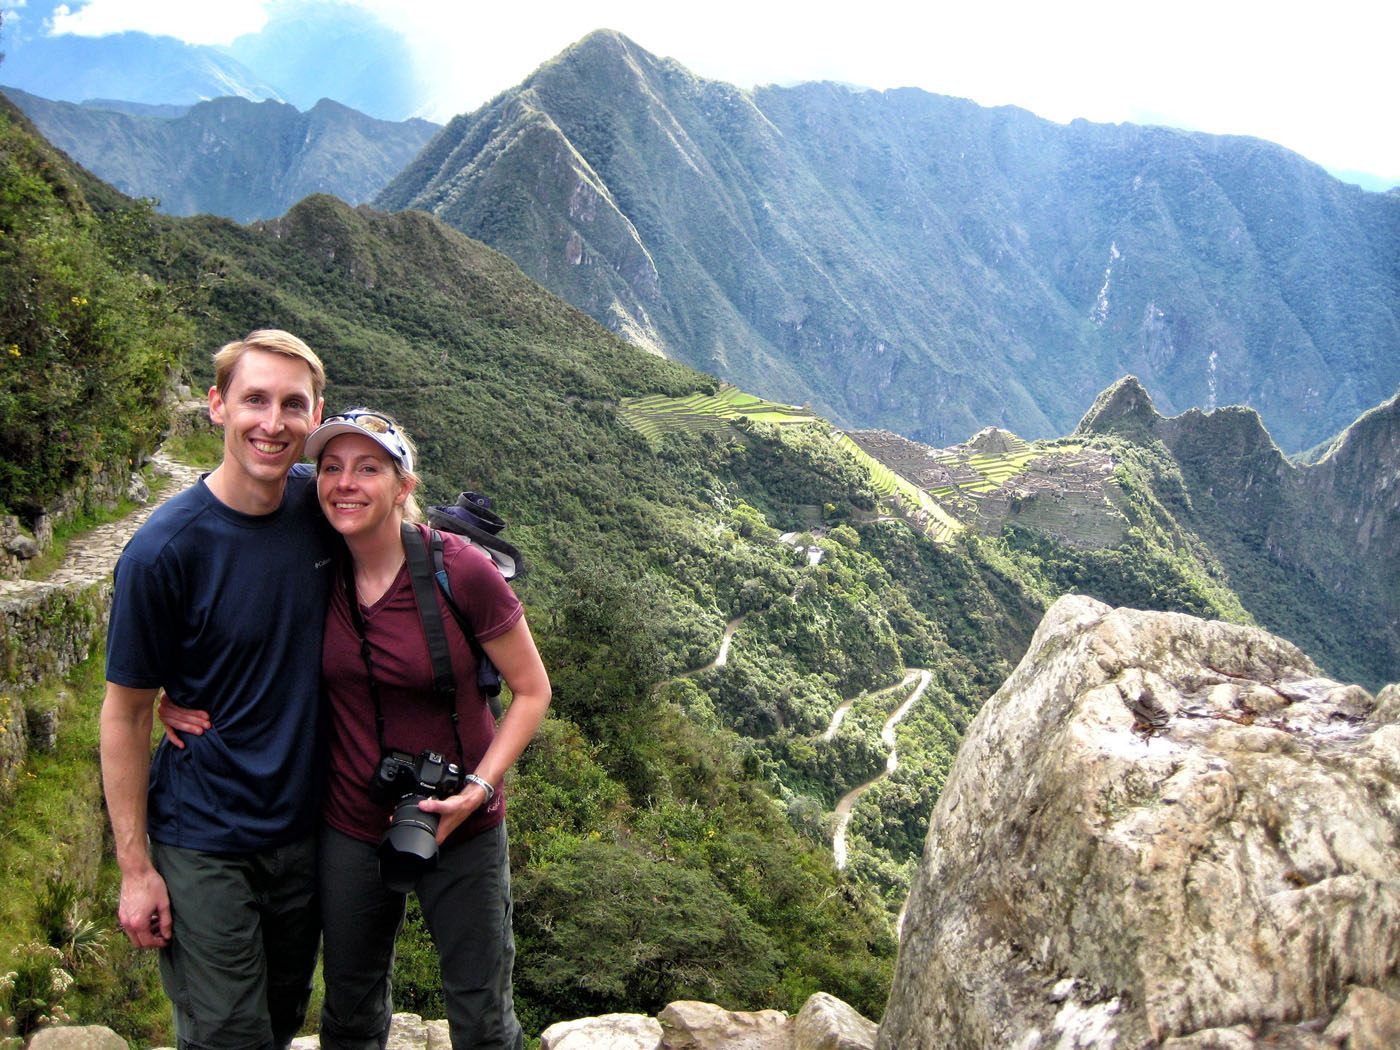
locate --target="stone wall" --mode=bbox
[0,450,201,795]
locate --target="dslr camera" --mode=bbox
[368,748,463,892]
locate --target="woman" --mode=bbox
[164,407,550,1049]
[309,408,549,1050]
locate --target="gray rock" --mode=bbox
[878,595,1400,1049]
[793,992,876,1050]
[126,471,150,505]
[27,705,59,751]
[658,1000,791,1049]
[1322,985,1400,1048]
[26,1026,130,1049]
[288,1014,453,1050]
[3,531,38,559]
[540,1012,664,1049]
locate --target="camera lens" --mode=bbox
[377,796,440,893]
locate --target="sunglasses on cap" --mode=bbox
[307,409,414,473]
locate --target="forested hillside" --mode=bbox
[0,98,188,517]
[379,30,1400,453]
[2,95,1394,1044]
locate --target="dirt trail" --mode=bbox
[0,450,202,602]
[831,669,931,870]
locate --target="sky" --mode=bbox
[23,0,1400,189]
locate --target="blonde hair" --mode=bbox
[395,424,424,523]
[213,329,326,401]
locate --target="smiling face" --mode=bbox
[207,348,322,513]
[316,433,415,541]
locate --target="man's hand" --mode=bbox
[101,681,173,949]
[156,692,211,749]
[117,865,173,949]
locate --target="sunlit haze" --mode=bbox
[20,0,1400,189]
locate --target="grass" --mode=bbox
[0,652,111,947]
[621,386,970,544]
[159,429,224,471]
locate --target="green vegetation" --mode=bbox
[2,94,1393,1045]
[0,654,169,1045]
[619,385,818,447]
[0,101,191,520]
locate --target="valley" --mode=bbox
[0,25,1396,1045]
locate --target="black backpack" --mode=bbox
[402,492,526,720]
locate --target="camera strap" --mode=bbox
[342,527,467,769]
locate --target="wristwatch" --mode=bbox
[463,772,495,801]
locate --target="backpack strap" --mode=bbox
[402,523,467,764]
[429,529,505,720]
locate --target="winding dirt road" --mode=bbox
[831,669,931,870]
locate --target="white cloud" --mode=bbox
[47,0,268,45]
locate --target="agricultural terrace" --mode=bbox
[620,387,969,544]
[620,385,817,446]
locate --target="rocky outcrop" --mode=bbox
[878,595,1400,1049]
[541,993,876,1049]
[1077,378,1400,688]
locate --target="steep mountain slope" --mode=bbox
[1076,376,1400,688]
[2,89,438,222]
[378,30,1400,453]
[0,96,189,518]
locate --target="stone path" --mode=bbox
[0,451,202,601]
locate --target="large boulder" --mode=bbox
[540,1013,664,1049]
[878,595,1400,1049]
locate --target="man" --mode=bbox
[100,329,335,1049]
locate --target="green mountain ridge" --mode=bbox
[1077,375,1400,688]
[2,96,1396,1044]
[377,29,1399,454]
[1,87,439,223]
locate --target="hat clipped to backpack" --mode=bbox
[426,492,526,581]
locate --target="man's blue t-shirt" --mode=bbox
[105,467,337,852]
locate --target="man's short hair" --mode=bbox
[213,330,327,401]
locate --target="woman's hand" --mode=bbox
[412,613,552,845]
[155,692,212,749]
[417,781,492,844]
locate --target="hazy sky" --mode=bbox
[34,0,1400,188]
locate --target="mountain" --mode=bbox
[1076,376,1400,689]
[2,88,438,222]
[0,29,281,107]
[378,30,1400,454]
[3,95,1396,1042]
